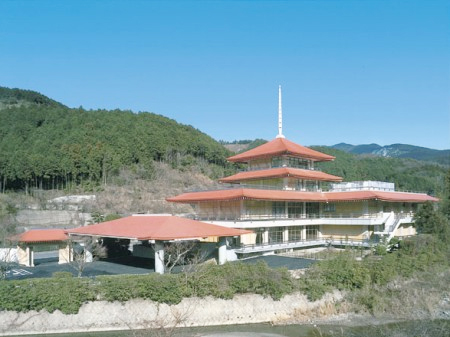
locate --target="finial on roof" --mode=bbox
[276,85,285,138]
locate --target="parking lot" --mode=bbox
[5,254,316,280]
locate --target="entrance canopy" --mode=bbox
[16,229,68,243]
[66,214,251,240]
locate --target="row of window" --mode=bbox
[272,202,322,218]
[271,156,310,169]
[265,225,319,244]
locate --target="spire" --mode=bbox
[276,85,285,138]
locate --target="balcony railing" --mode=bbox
[194,211,397,222]
[232,237,376,253]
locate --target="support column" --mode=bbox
[83,246,93,263]
[27,246,34,267]
[154,240,165,274]
[301,227,306,241]
[283,228,289,243]
[263,230,269,244]
[58,243,72,264]
[17,245,34,267]
[218,237,227,265]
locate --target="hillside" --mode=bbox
[0,86,65,110]
[313,146,447,196]
[221,139,267,153]
[332,142,450,166]
[0,87,446,201]
[0,88,232,194]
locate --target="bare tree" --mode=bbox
[163,240,199,274]
[67,236,107,277]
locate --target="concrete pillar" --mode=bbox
[301,227,306,241]
[27,246,34,267]
[58,244,72,264]
[154,240,165,274]
[262,230,269,244]
[84,246,93,263]
[218,237,227,265]
[283,228,289,243]
[17,245,34,267]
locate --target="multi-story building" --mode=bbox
[167,88,438,257]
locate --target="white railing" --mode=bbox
[195,211,388,222]
[232,237,374,253]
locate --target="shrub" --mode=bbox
[52,271,73,278]
[0,278,96,314]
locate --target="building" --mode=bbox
[167,87,438,257]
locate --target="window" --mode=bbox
[306,203,319,218]
[287,157,308,169]
[271,157,283,168]
[305,180,317,191]
[288,202,303,218]
[305,225,319,240]
[288,226,302,241]
[323,203,336,212]
[268,227,284,243]
[272,201,285,218]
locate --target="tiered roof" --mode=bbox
[168,135,438,204]
[167,188,439,203]
[227,137,335,162]
[219,167,343,183]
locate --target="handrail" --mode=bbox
[231,237,376,251]
[195,211,404,222]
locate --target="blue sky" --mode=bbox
[1,0,449,149]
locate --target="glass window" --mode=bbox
[305,180,317,191]
[271,157,283,168]
[306,203,319,218]
[268,227,284,243]
[287,157,308,169]
[288,202,303,218]
[323,203,336,212]
[288,226,302,241]
[306,225,319,240]
[272,201,285,218]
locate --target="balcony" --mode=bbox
[194,211,392,222]
[194,212,417,229]
[232,237,374,254]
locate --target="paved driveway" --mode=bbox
[5,255,315,280]
[6,256,154,280]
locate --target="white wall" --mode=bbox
[0,248,18,263]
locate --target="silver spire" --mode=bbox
[276,85,285,138]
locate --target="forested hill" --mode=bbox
[0,87,65,110]
[0,101,231,192]
[313,146,447,196]
[332,142,450,166]
[0,87,446,197]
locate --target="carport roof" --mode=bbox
[66,215,252,240]
[16,229,68,243]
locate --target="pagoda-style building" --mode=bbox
[168,87,438,257]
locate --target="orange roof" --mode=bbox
[219,167,343,183]
[167,188,438,203]
[227,138,335,163]
[325,191,439,203]
[17,229,68,243]
[167,188,327,202]
[66,215,252,240]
